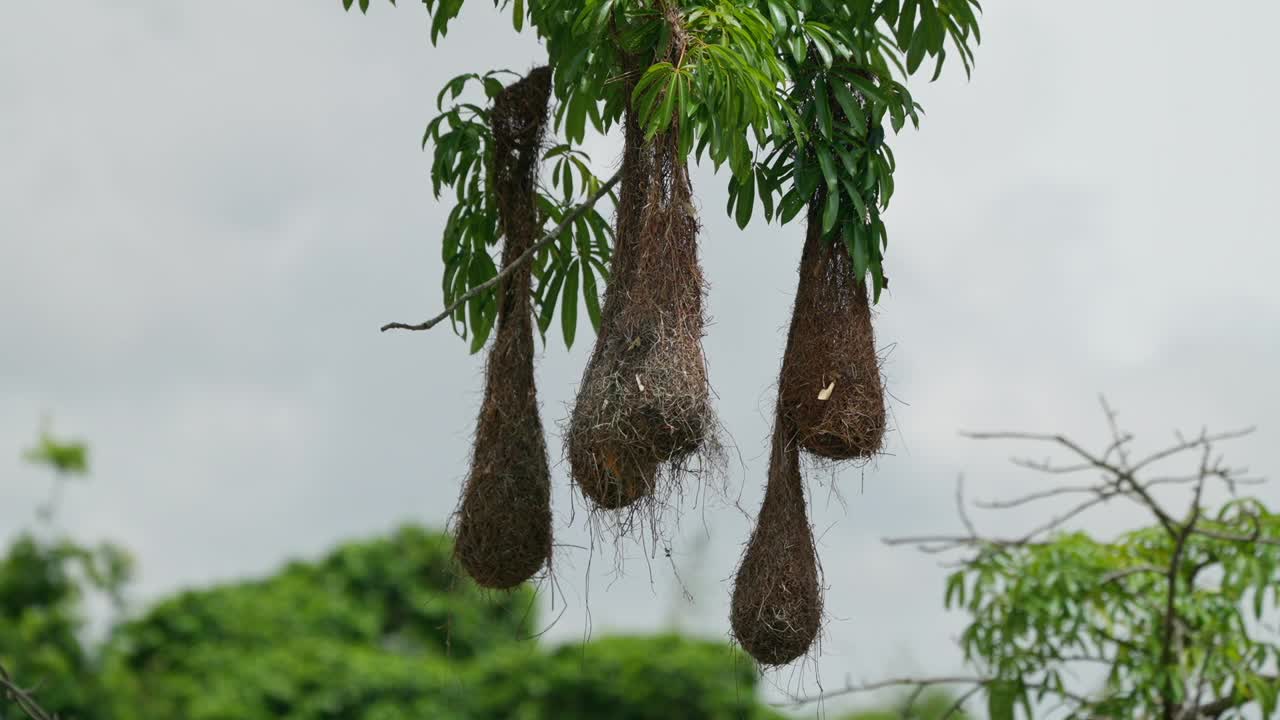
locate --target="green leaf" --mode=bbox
[537,267,565,337]
[809,33,833,68]
[906,24,929,74]
[987,680,1017,720]
[766,0,788,32]
[581,261,602,330]
[512,0,523,31]
[843,73,888,105]
[931,47,947,82]
[870,256,885,302]
[561,258,580,349]
[831,81,866,131]
[756,165,775,221]
[816,146,838,193]
[849,221,869,280]
[814,78,833,139]
[566,92,588,145]
[736,168,755,229]
[24,434,89,475]
[822,190,839,233]
[779,188,807,223]
[790,35,808,64]
[796,152,821,198]
[468,295,492,353]
[896,0,918,47]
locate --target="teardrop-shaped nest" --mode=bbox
[567,104,713,511]
[730,413,823,666]
[453,67,554,589]
[777,203,886,461]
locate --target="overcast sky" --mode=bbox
[3,0,1279,713]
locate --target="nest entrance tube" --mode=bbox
[566,106,713,511]
[777,203,886,460]
[453,67,554,589]
[730,410,822,666]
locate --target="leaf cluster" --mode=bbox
[345,0,983,346]
[423,72,615,351]
[945,501,1280,717]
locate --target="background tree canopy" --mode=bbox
[0,516,965,720]
[2,437,974,719]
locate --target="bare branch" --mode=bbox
[1008,456,1100,475]
[1190,527,1280,547]
[780,673,1100,711]
[1130,428,1255,475]
[941,685,982,719]
[882,534,1048,552]
[777,675,986,706]
[1159,443,1208,720]
[1100,564,1166,585]
[0,663,59,720]
[380,169,622,333]
[975,482,1102,509]
[1099,395,1134,469]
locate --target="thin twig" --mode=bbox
[0,663,58,720]
[780,674,1099,710]
[976,481,1101,509]
[1100,564,1166,585]
[963,429,1182,535]
[380,169,622,333]
[777,675,986,706]
[1159,441,1209,720]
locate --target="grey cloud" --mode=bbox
[3,0,1278,712]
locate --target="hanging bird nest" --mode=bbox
[453,66,554,589]
[566,101,715,512]
[729,408,823,667]
[776,199,886,461]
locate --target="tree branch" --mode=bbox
[778,673,1099,711]
[380,169,622,333]
[776,675,987,706]
[0,663,58,720]
[1160,441,1210,720]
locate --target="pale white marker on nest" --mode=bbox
[817,381,836,401]
[636,374,645,392]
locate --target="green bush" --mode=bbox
[464,634,783,720]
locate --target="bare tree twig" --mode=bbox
[779,673,1099,710]
[0,663,58,720]
[776,675,987,706]
[1159,442,1208,720]
[1130,427,1255,475]
[941,685,982,719]
[962,428,1183,534]
[1100,564,1166,585]
[380,169,622,333]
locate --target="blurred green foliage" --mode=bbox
[838,689,970,719]
[23,432,88,477]
[3,432,966,719]
[0,534,122,718]
[467,635,783,720]
[95,524,538,720]
[3,517,792,720]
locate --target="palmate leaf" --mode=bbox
[422,72,615,352]
[731,0,984,300]
[345,0,984,335]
